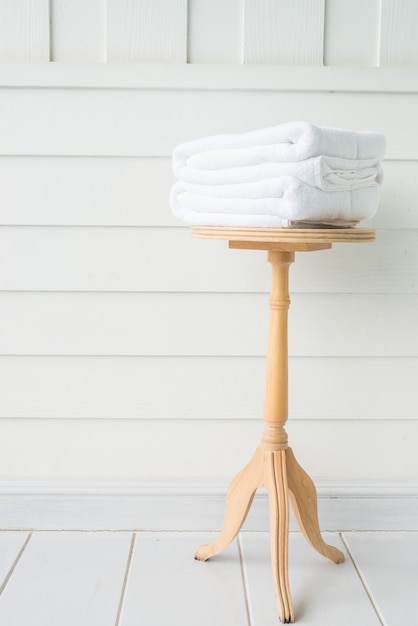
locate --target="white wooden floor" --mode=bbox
[0,528,416,625]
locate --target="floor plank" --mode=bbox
[343,531,418,625]
[240,532,382,625]
[0,531,132,626]
[0,531,30,590]
[119,532,249,626]
[0,528,416,625]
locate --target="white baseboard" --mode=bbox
[1,478,418,497]
[0,479,417,531]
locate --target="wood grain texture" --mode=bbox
[106,0,187,62]
[380,0,418,65]
[241,533,382,625]
[192,247,344,623]
[244,0,325,64]
[2,1,418,68]
[192,227,376,244]
[50,0,106,62]
[286,447,344,565]
[0,0,49,61]
[194,447,264,560]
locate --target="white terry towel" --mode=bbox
[173,121,386,175]
[177,155,383,192]
[170,177,380,228]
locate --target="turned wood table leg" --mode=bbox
[261,251,295,622]
[194,247,345,623]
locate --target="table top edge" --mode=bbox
[191,226,376,244]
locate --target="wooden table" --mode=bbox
[191,226,376,623]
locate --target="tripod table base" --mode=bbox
[195,444,344,623]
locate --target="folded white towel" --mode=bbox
[170,177,380,228]
[176,155,383,192]
[173,121,386,176]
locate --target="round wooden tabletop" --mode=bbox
[191,226,375,244]
[191,226,376,251]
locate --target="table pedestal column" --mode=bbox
[195,250,345,624]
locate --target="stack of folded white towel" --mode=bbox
[170,121,386,228]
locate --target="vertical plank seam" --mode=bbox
[237,533,254,626]
[0,531,33,596]
[186,0,191,63]
[239,0,245,65]
[339,532,386,626]
[47,0,52,61]
[319,0,326,66]
[104,0,108,62]
[115,532,136,626]
[377,0,383,67]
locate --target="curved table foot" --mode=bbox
[194,447,264,561]
[286,447,345,564]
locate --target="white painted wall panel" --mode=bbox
[187,0,243,63]
[0,418,416,481]
[324,0,380,66]
[106,0,187,62]
[0,292,416,357]
[0,356,416,421]
[244,0,325,64]
[0,88,415,159]
[50,0,106,62]
[0,227,416,295]
[0,0,417,489]
[0,157,177,226]
[381,0,418,65]
[0,64,417,91]
[0,0,49,62]
[372,161,418,229]
[2,1,418,69]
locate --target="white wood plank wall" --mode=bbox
[0,0,417,491]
